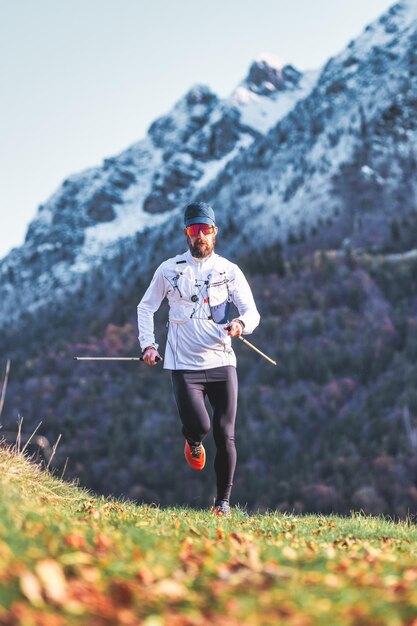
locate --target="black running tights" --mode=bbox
[171,366,238,502]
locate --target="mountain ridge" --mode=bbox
[0,53,318,338]
[198,0,417,257]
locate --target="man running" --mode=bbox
[137,202,260,516]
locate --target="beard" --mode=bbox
[187,235,216,259]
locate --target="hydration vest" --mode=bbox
[164,254,232,325]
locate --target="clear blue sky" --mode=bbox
[0,0,394,259]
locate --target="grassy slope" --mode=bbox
[1,448,417,625]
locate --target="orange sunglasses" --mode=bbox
[184,223,215,237]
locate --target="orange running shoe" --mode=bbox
[212,499,231,517]
[184,440,206,470]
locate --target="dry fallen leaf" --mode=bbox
[35,559,67,605]
[154,579,186,601]
[63,533,87,550]
[19,570,43,606]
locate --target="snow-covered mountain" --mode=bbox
[1,0,416,347]
[0,55,316,336]
[200,0,417,257]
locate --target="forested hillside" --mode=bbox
[3,245,417,517]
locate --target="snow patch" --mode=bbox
[194,134,254,189]
[75,145,167,262]
[385,248,417,262]
[255,52,286,71]
[231,69,320,134]
[337,0,417,65]
[361,165,384,184]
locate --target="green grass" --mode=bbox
[1,446,417,625]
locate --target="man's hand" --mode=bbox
[224,320,244,337]
[142,347,163,366]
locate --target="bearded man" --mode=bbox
[137,202,260,516]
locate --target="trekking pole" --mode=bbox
[225,327,277,365]
[73,356,162,362]
[237,336,277,366]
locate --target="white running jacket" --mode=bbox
[137,250,260,370]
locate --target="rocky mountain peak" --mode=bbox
[147,84,219,151]
[243,53,303,95]
[184,84,218,108]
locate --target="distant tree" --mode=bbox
[390,218,401,242]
